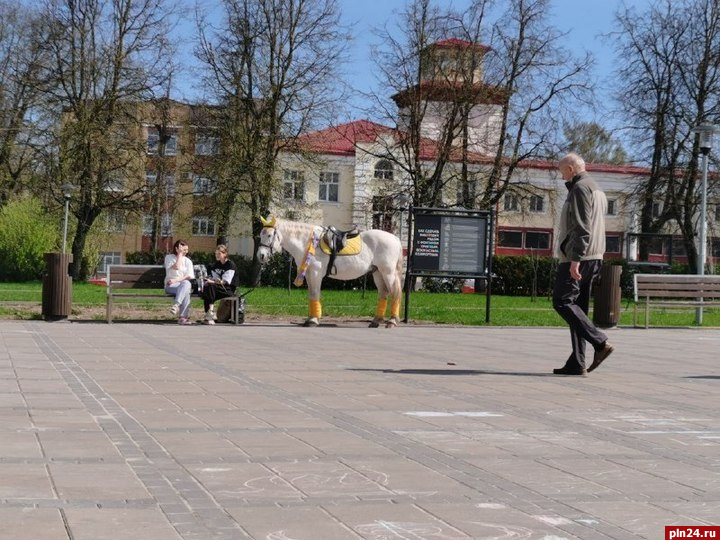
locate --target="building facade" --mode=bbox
[93,41,719,274]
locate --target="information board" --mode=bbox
[411,209,489,276]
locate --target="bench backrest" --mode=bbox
[107,265,165,290]
[634,273,720,301]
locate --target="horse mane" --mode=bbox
[275,218,317,238]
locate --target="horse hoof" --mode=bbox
[385,318,398,328]
[368,319,381,328]
[303,318,319,327]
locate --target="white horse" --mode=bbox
[257,216,404,328]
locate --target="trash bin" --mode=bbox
[41,252,73,321]
[593,264,622,328]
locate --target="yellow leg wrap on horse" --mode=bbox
[391,297,401,319]
[375,298,388,318]
[310,299,322,319]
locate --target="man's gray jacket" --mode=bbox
[556,171,607,262]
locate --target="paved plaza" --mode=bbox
[0,319,718,539]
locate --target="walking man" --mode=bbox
[553,153,614,376]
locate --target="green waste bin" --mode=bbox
[41,253,73,321]
[593,264,622,328]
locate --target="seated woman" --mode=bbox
[201,244,238,325]
[164,240,194,325]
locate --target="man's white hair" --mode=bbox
[560,152,586,171]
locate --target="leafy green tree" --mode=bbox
[562,122,628,164]
[0,196,58,281]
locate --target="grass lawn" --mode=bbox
[1,281,719,327]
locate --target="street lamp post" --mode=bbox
[61,183,74,254]
[691,124,719,324]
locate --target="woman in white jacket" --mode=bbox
[164,240,194,324]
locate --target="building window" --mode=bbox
[160,213,173,237]
[715,204,720,222]
[606,235,621,254]
[648,236,665,255]
[525,231,550,249]
[105,210,125,233]
[283,170,305,200]
[142,214,154,235]
[529,194,544,213]
[147,131,159,154]
[146,172,176,196]
[147,129,178,156]
[671,237,687,256]
[374,159,393,180]
[372,196,393,232]
[106,173,125,192]
[195,134,219,155]
[192,216,216,237]
[607,198,617,216]
[498,229,551,250]
[504,194,520,212]
[498,230,523,248]
[98,251,121,274]
[456,179,477,207]
[319,171,339,202]
[164,134,178,156]
[652,201,662,218]
[193,175,216,195]
[712,239,720,257]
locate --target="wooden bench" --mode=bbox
[633,273,720,328]
[106,264,244,324]
[106,264,168,323]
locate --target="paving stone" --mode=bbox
[63,508,183,540]
[0,463,55,499]
[0,508,68,540]
[1,321,718,539]
[229,506,359,539]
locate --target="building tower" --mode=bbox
[391,38,505,156]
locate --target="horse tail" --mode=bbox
[394,242,404,297]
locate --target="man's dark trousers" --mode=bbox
[553,260,608,370]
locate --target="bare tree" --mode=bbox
[0,1,47,201]
[368,0,481,209]
[195,0,350,277]
[36,0,177,278]
[478,0,593,209]
[612,0,720,271]
[367,0,592,214]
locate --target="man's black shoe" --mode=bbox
[588,342,614,373]
[552,366,587,376]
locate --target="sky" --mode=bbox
[177,0,653,126]
[335,0,645,123]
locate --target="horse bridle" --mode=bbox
[259,227,279,254]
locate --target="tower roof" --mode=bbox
[427,38,491,53]
[391,81,508,107]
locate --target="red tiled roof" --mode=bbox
[516,157,650,175]
[296,119,497,162]
[295,120,394,156]
[296,120,652,174]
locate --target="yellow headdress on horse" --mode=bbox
[260,215,277,228]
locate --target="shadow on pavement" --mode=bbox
[347,368,554,377]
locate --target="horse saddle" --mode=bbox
[320,226,361,256]
[320,226,361,278]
